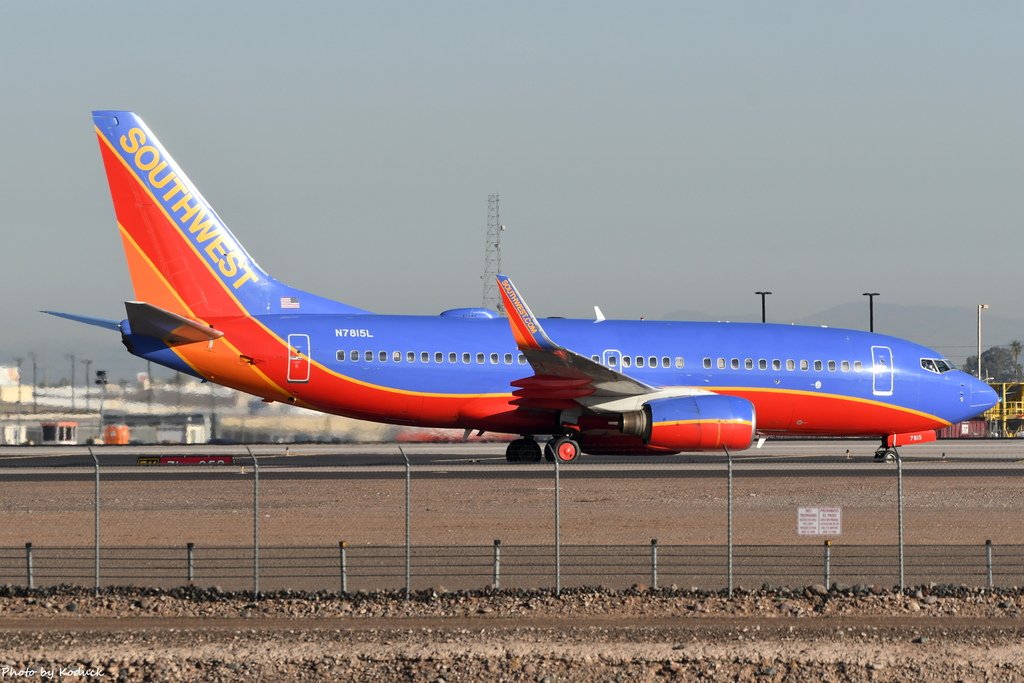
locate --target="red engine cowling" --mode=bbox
[621,394,756,451]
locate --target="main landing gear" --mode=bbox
[547,436,581,463]
[506,438,542,462]
[505,436,581,463]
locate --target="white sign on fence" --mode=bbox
[797,506,841,536]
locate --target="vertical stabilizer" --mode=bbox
[92,111,368,319]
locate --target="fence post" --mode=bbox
[896,451,904,591]
[25,542,33,590]
[187,542,194,583]
[823,540,831,588]
[247,447,259,599]
[400,447,410,600]
[986,539,993,589]
[650,539,658,590]
[340,541,348,595]
[89,447,100,596]
[493,539,501,590]
[726,445,733,597]
[554,453,561,595]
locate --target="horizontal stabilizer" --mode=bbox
[41,310,121,331]
[124,301,224,345]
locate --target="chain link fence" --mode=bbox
[1,446,1022,595]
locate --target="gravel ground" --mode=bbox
[1,584,1022,681]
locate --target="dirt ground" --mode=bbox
[1,468,1021,548]
[0,585,1022,681]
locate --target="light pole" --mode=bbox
[81,359,93,411]
[66,353,76,411]
[977,304,990,379]
[862,292,879,333]
[28,352,37,413]
[14,356,23,442]
[14,357,22,409]
[754,291,772,324]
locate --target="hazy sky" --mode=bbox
[2,2,1022,381]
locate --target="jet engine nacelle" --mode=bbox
[620,394,756,451]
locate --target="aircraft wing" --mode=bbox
[496,275,654,404]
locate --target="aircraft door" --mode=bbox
[287,334,311,383]
[870,345,893,396]
[601,349,622,370]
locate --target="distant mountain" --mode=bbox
[662,303,1024,367]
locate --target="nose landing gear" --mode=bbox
[874,446,898,463]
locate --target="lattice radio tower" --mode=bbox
[481,194,505,314]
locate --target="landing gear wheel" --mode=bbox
[547,437,581,463]
[506,438,542,463]
[874,447,898,463]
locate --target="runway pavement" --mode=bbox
[1,438,1022,476]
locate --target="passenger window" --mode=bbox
[745,358,753,370]
[772,360,781,370]
[351,350,359,362]
[717,358,726,369]
[828,360,837,372]
[731,358,740,369]
[421,352,430,363]
[786,359,795,371]
[476,353,485,364]
[365,351,373,362]
[675,357,684,369]
[463,352,471,364]
[703,357,712,369]
[758,359,767,370]
[814,360,822,371]
[649,356,658,368]
[591,355,600,362]
[407,351,415,363]
[518,354,526,364]
[841,360,850,372]
[490,353,499,364]
[504,353,513,364]
[336,351,345,362]
[393,351,402,362]
[854,360,863,371]
[379,351,387,362]
[623,356,632,368]
[435,352,444,363]
[662,357,670,368]
[636,356,645,368]
[449,352,457,363]
[800,360,808,371]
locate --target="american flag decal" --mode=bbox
[280,296,300,309]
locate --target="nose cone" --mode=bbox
[968,378,999,415]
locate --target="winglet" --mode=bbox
[495,275,559,350]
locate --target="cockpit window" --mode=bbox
[921,358,954,374]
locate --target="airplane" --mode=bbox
[47,110,999,463]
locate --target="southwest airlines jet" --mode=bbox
[50,111,998,463]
